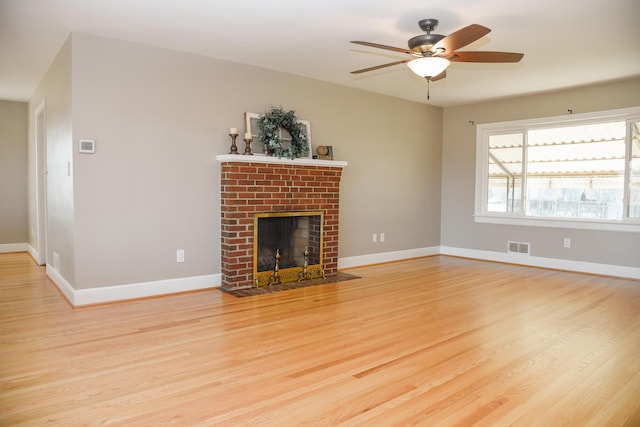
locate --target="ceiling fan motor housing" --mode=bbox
[408,33,445,53]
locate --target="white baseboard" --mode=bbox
[37,244,638,307]
[27,244,42,265]
[338,246,440,269]
[0,243,29,253]
[337,245,639,280]
[46,265,76,303]
[46,266,221,307]
[439,246,640,280]
[0,243,43,265]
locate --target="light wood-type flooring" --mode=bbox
[2,252,640,426]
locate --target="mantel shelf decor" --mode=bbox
[228,128,239,154]
[216,154,347,168]
[258,106,309,159]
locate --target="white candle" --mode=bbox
[230,128,238,135]
[245,132,252,140]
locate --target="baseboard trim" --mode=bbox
[27,244,43,265]
[338,246,440,269]
[46,267,221,307]
[46,265,76,304]
[337,246,639,280]
[0,243,29,253]
[39,244,638,307]
[439,246,640,280]
[0,243,42,265]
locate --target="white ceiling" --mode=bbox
[1,0,639,107]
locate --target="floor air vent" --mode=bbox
[508,240,530,255]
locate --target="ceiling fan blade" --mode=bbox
[449,51,524,63]
[434,24,490,53]
[350,40,413,55]
[428,70,447,81]
[350,59,410,74]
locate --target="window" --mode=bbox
[475,107,640,232]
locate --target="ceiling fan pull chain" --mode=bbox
[427,78,430,100]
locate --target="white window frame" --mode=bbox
[474,106,640,233]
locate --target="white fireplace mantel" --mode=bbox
[216,154,347,168]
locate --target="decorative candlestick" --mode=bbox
[243,135,253,155]
[229,133,239,154]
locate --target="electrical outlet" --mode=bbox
[176,249,185,262]
[563,238,571,248]
[372,233,377,243]
[380,232,385,242]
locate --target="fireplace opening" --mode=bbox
[253,211,323,287]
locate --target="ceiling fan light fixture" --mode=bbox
[407,57,450,78]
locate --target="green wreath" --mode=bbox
[257,106,308,159]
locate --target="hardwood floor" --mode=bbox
[2,252,640,426]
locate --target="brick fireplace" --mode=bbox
[217,155,347,290]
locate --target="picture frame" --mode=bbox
[244,112,312,158]
[243,112,264,155]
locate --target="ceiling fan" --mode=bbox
[351,18,524,94]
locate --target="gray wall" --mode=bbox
[30,32,442,290]
[0,100,28,244]
[27,31,637,292]
[441,77,640,268]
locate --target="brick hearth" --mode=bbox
[217,155,347,290]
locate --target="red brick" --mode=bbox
[220,161,344,289]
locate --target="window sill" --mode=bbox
[474,214,640,233]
